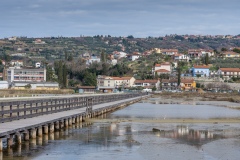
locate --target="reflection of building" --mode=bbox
[153,125,214,146]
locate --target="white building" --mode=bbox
[4,67,46,82]
[129,52,141,61]
[0,81,9,89]
[174,54,190,61]
[36,62,41,68]
[152,62,171,75]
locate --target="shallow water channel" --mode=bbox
[2,100,240,160]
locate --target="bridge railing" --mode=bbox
[0,93,146,123]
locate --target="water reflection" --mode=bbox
[152,125,219,146]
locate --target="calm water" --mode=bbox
[2,102,240,160]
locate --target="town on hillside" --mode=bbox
[0,35,240,93]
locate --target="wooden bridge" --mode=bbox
[0,93,148,151]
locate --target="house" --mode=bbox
[155,69,171,76]
[188,49,214,59]
[133,79,160,90]
[97,75,135,92]
[174,54,190,62]
[161,79,178,90]
[3,67,46,82]
[0,60,6,65]
[33,39,46,44]
[217,68,240,80]
[152,62,171,75]
[192,65,210,77]
[86,55,101,65]
[181,78,196,91]
[35,62,41,68]
[112,76,135,88]
[222,51,240,58]
[97,75,115,93]
[128,52,141,61]
[161,49,178,56]
[78,86,96,94]
[188,49,202,59]
[113,51,127,59]
[10,60,23,67]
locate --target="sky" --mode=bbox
[0,0,240,38]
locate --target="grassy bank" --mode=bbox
[0,89,75,98]
[152,92,240,103]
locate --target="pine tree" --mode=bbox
[63,63,68,87]
[205,53,209,65]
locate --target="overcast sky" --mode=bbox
[1,0,240,38]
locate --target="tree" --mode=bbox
[100,50,106,63]
[83,72,97,86]
[205,53,209,65]
[221,48,227,52]
[63,63,68,88]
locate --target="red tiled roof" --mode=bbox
[78,86,96,89]
[155,69,170,73]
[223,51,239,55]
[112,77,132,80]
[219,68,240,72]
[134,79,158,83]
[193,65,210,69]
[181,78,194,83]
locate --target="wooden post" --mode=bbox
[0,138,2,151]
[64,119,68,128]
[68,118,72,126]
[37,126,43,137]
[24,131,29,141]
[49,123,54,133]
[30,128,36,139]
[55,121,60,130]
[43,125,48,134]
[16,132,22,144]
[7,135,13,148]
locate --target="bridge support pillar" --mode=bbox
[43,125,48,134]
[80,116,82,122]
[37,127,42,137]
[76,116,80,123]
[0,138,2,151]
[68,118,72,126]
[30,128,36,139]
[60,120,64,129]
[64,119,68,128]
[49,123,54,133]
[7,135,13,148]
[55,121,60,130]
[72,117,75,124]
[24,131,29,141]
[16,132,21,144]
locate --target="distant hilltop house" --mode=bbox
[112,51,127,59]
[152,62,172,75]
[128,52,141,61]
[8,36,17,41]
[161,49,178,56]
[10,60,23,67]
[173,53,190,62]
[222,51,240,58]
[33,39,46,44]
[35,62,41,68]
[188,49,214,59]
[86,55,101,65]
[0,60,6,66]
